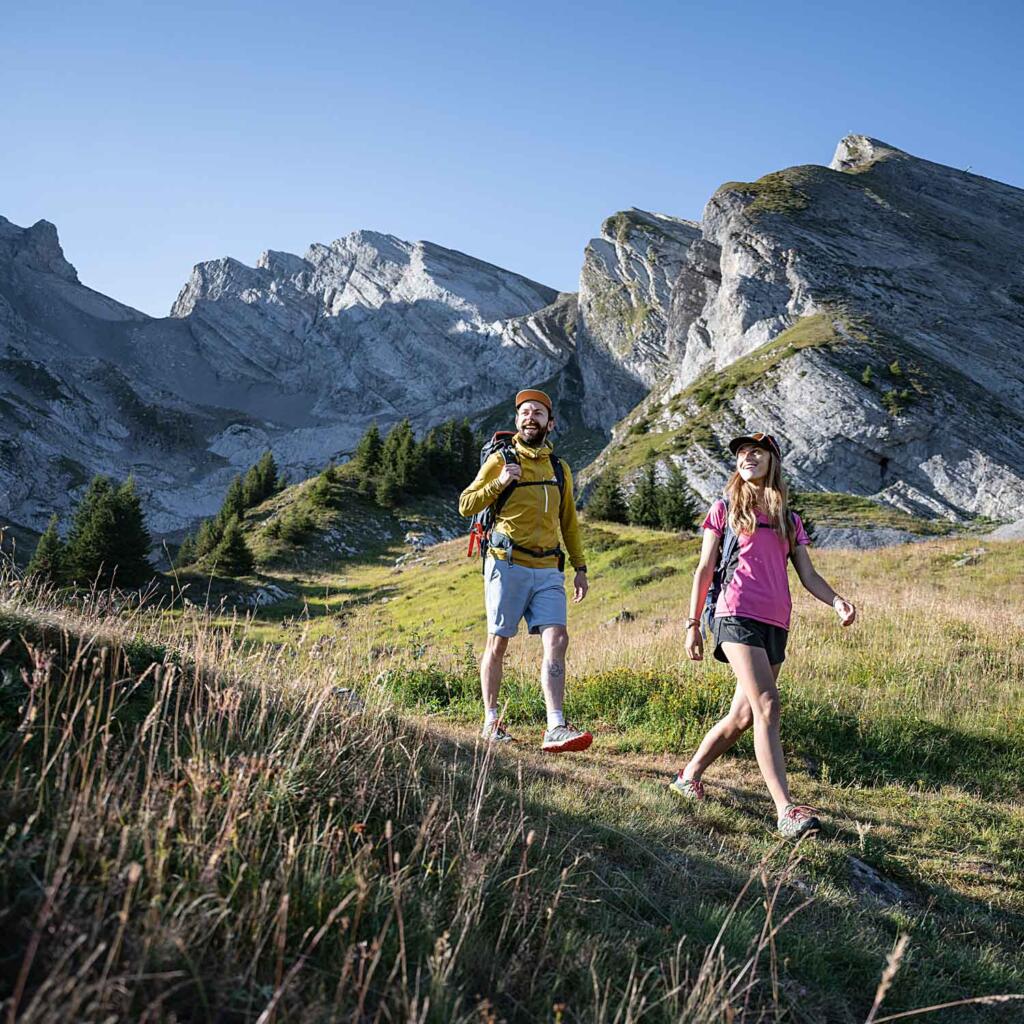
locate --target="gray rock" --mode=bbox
[848,855,911,905]
[987,518,1024,540]
[586,136,1024,524]
[811,527,931,550]
[576,209,703,426]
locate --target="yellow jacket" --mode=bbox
[458,436,586,571]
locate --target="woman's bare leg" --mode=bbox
[718,644,792,813]
[684,661,783,781]
[683,683,753,780]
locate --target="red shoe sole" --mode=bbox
[541,732,593,753]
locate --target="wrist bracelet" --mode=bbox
[685,617,701,628]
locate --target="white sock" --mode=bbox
[484,707,499,726]
[546,709,565,731]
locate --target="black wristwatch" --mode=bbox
[576,565,587,573]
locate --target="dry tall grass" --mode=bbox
[1,559,1022,1022]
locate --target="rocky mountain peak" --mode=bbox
[829,135,905,173]
[585,135,1024,524]
[0,216,79,282]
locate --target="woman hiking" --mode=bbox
[669,432,856,838]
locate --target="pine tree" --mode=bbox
[64,475,120,584]
[380,420,410,484]
[397,432,429,494]
[438,419,459,483]
[586,469,628,524]
[658,462,698,532]
[194,517,222,558]
[309,471,334,508]
[457,419,478,482]
[175,533,197,568]
[256,450,280,499]
[110,477,154,586]
[220,475,246,525]
[627,462,661,529]
[354,423,383,477]
[421,427,444,485]
[212,516,254,576]
[27,514,66,583]
[375,471,401,509]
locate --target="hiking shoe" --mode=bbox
[541,723,593,753]
[481,721,516,743]
[777,804,821,839]
[669,772,705,801]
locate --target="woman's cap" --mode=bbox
[729,432,782,460]
[515,388,553,413]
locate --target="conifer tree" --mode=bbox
[627,462,661,529]
[175,533,197,568]
[212,516,255,576]
[421,427,444,485]
[397,431,429,494]
[657,462,698,532]
[587,469,628,524]
[380,420,411,482]
[309,471,334,508]
[109,477,153,586]
[242,451,279,508]
[194,517,222,558]
[438,420,459,482]
[219,475,246,525]
[354,423,383,477]
[27,514,66,583]
[457,419,478,482]
[375,471,400,509]
[64,475,120,584]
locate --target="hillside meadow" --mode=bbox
[0,520,1022,1021]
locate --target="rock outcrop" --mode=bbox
[576,209,704,426]
[586,137,1024,522]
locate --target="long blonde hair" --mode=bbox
[724,450,795,549]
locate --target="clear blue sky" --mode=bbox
[3,0,1021,316]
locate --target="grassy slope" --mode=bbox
[2,525,1023,1021]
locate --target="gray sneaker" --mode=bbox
[777,804,821,838]
[481,721,515,743]
[541,723,593,753]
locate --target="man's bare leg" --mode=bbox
[539,625,569,727]
[480,633,509,727]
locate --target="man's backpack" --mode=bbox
[466,431,565,570]
[701,498,797,637]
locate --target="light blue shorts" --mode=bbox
[484,556,567,637]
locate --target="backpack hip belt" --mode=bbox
[489,530,565,571]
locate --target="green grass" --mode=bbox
[602,311,842,473]
[3,525,1023,1021]
[791,491,959,536]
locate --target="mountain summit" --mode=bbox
[584,136,1024,521]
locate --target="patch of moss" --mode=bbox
[717,167,814,216]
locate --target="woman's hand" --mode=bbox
[833,596,856,626]
[685,624,704,661]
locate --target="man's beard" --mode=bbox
[519,424,547,447]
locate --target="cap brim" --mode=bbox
[729,436,780,458]
[728,436,758,454]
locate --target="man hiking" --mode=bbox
[459,388,593,752]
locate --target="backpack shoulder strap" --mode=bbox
[550,455,565,500]
[491,441,520,517]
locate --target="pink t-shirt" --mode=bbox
[702,499,810,630]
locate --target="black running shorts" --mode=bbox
[712,615,789,665]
